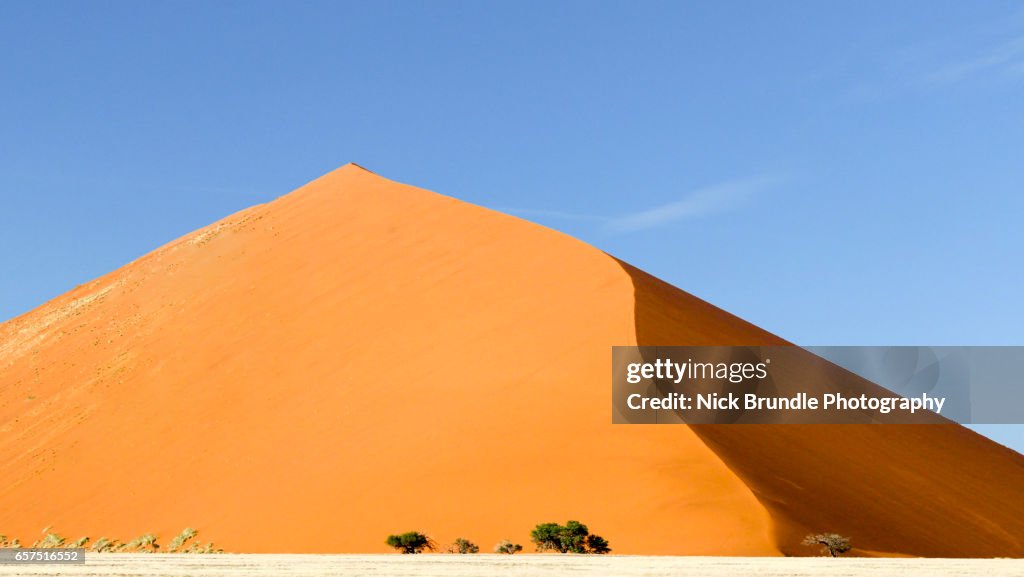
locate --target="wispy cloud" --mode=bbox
[835,12,1024,103]
[498,174,780,234]
[925,35,1024,84]
[605,176,777,233]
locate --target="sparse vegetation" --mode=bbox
[385,531,435,554]
[803,533,852,557]
[184,541,223,554]
[168,528,198,552]
[494,540,523,554]
[585,534,611,554]
[0,528,221,553]
[531,523,563,552]
[91,537,117,552]
[126,533,160,553]
[35,529,66,548]
[530,521,611,554]
[445,537,479,554]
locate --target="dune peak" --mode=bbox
[0,166,1021,557]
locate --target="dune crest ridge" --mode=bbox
[1,164,1021,556]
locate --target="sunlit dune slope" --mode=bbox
[0,164,773,554]
[1,164,1021,556]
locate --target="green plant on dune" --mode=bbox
[385,531,435,554]
[445,537,479,554]
[559,521,589,554]
[530,523,563,552]
[71,536,90,548]
[493,540,523,554]
[585,534,611,555]
[530,521,610,554]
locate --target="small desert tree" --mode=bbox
[530,521,611,554]
[560,521,589,554]
[802,533,851,557]
[530,523,564,552]
[585,534,611,554]
[494,540,523,554]
[386,531,435,554]
[446,537,479,554]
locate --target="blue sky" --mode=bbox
[1,2,1022,449]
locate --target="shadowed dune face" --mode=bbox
[621,263,1024,557]
[0,165,774,555]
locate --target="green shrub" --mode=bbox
[446,537,479,554]
[530,521,611,554]
[494,540,523,554]
[385,531,435,554]
[560,521,589,554]
[529,523,563,552]
[585,534,610,554]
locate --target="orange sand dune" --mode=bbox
[1,164,1021,556]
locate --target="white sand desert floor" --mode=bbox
[1,554,1022,577]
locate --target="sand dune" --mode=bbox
[1,164,1021,556]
